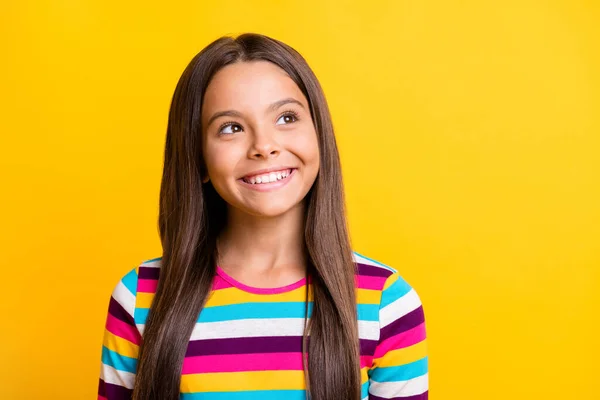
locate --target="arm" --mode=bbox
[368,272,428,399]
[98,268,141,400]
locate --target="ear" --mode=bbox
[200,165,210,183]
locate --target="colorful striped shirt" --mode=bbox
[98,252,428,399]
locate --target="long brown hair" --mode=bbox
[132,33,361,400]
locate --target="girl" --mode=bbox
[98,33,428,400]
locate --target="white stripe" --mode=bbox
[379,289,421,328]
[352,253,396,273]
[190,318,305,340]
[112,280,136,317]
[101,363,135,389]
[141,258,162,268]
[369,373,428,397]
[358,320,380,340]
[136,323,146,335]
[188,318,380,340]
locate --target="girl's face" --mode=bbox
[201,61,320,218]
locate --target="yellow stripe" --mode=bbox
[361,367,369,384]
[136,292,155,308]
[206,286,309,307]
[180,370,305,392]
[356,288,381,304]
[382,273,399,290]
[138,282,381,309]
[372,339,428,368]
[181,369,368,392]
[103,330,139,358]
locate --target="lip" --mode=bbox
[239,166,296,180]
[238,168,297,192]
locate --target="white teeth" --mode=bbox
[243,169,293,184]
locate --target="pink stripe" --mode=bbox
[360,355,373,368]
[356,275,387,290]
[211,275,234,290]
[182,352,374,374]
[216,266,306,294]
[137,278,157,293]
[182,352,304,374]
[98,396,108,400]
[106,314,141,345]
[374,322,426,358]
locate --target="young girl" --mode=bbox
[98,33,428,400]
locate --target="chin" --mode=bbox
[239,197,305,218]
[247,204,299,218]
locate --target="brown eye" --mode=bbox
[276,112,298,125]
[220,123,243,135]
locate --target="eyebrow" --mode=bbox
[267,97,305,113]
[206,97,305,128]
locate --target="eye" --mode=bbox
[219,123,243,135]
[275,111,299,125]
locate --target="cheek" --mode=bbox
[296,130,320,168]
[203,143,238,179]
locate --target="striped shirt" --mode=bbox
[98,252,428,399]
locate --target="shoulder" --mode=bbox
[352,251,423,309]
[135,256,163,285]
[353,251,397,279]
[353,251,426,348]
[110,256,163,314]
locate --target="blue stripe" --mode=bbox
[370,357,428,382]
[361,380,369,399]
[121,268,138,296]
[199,303,381,323]
[357,303,379,321]
[380,275,412,308]
[353,251,396,273]
[181,390,306,400]
[198,302,312,322]
[134,308,149,324]
[101,346,137,373]
[135,302,379,324]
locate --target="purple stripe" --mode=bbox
[98,378,106,397]
[369,391,428,400]
[108,297,135,325]
[186,336,379,357]
[138,266,160,280]
[355,262,394,278]
[99,379,133,399]
[360,338,378,355]
[186,336,304,356]
[380,306,425,342]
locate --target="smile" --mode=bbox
[238,168,296,191]
[241,168,293,184]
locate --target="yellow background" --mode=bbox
[1,1,599,399]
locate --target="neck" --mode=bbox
[216,201,308,282]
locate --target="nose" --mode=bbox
[247,127,280,160]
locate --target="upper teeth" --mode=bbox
[244,169,291,184]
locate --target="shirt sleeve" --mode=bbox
[98,267,141,400]
[368,271,428,400]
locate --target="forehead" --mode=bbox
[201,61,307,116]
